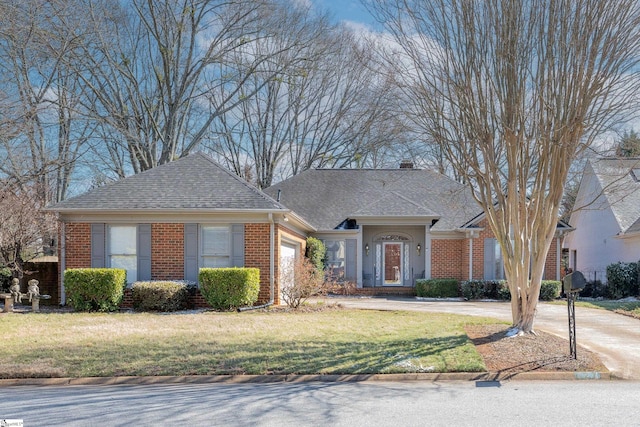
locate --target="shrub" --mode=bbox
[0,267,11,291]
[497,281,511,300]
[461,280,503,300]
[416,279,459,298]
[199,268,260,310]
[539,280,561,301]
[132,281,190,311]
[580,280,607,298]
[64,268,126,312]
[305,237,325,272]
[281,257,328,308]
[606,262,639,299]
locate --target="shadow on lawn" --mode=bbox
[1,334,481,378]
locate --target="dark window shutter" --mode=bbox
[184,224,198,282]
[231,224,245,267]
[91,223,106,268]
[137,224,152,281]
[345,239,357,281]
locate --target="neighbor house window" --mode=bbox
[108,225,137,283]
[201,225,231,267]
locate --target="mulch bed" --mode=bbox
[465,324,608,376]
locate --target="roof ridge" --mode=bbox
[194,152,284,209]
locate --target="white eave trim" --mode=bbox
[616,230,640,239]
[456,227,484,238]
[49,207,287,215]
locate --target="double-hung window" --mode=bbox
[201,225,231,268]
[108,225,137,283]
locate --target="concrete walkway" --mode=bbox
[323,296,640,380]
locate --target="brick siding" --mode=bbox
[431,218,559,281]
[244,223,273,304]
[151,223,184,280]
[431,239,465,280]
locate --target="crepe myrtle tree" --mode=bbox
[366,0,640,333]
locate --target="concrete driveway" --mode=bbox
[323,296,640,380]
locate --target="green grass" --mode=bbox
[0,308,502,378]
[549,299,640,319]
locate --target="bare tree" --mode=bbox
[615,129,640,157]
[0,0,90,203]
[209,24,407,188]
[0,180,57,279]
[71,0,327,177]
[367,0,640,333]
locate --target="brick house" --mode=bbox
[49,153,568,306]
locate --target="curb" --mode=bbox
[0,371,611,387]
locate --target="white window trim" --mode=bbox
[199,224,232,268]
[107,224,137,284]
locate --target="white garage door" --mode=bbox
[280,244,297,292]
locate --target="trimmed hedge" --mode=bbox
[460,280,505,300]
[539,280,561,301]
[199,267,260,310]
[416,278,459,298]
[459,280,560,301]
[64,268,126,312]
[132,281,191,312]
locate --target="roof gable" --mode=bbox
[590,157,640,234]
[50,153,284,212]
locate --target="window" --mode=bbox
[323,239,345,279]
[201,225,231,267]
[483,238,504,281]
[493,240,504,280]
[108,225,137,283]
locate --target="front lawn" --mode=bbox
[0,307,502,378]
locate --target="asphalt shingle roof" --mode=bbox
[590,157,640,234]
[264,168,481,231]
[50,153,284,212]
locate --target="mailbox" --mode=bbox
[563,271,586,293]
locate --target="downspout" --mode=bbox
[238,213,275,312]
[269,212,275,304]
[60,221,66,306]
[468,235,473,281]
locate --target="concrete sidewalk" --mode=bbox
[323,296,640,380]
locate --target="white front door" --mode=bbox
[383,242,402,285]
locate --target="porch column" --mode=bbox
[424,225,431,279]
[357,228,363,288]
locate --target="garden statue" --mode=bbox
[27,279,39,302]
[10,278,21,303]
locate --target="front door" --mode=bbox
[383,242,402,285]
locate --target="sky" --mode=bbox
[313,0,378,27]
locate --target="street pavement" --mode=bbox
[2,381,640,426]
[321,296,640,380]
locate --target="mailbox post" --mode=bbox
[563,271,586,359]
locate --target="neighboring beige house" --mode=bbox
[563,157,640,282]
[49,153,568,306]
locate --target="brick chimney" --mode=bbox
[399,160,414,169]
